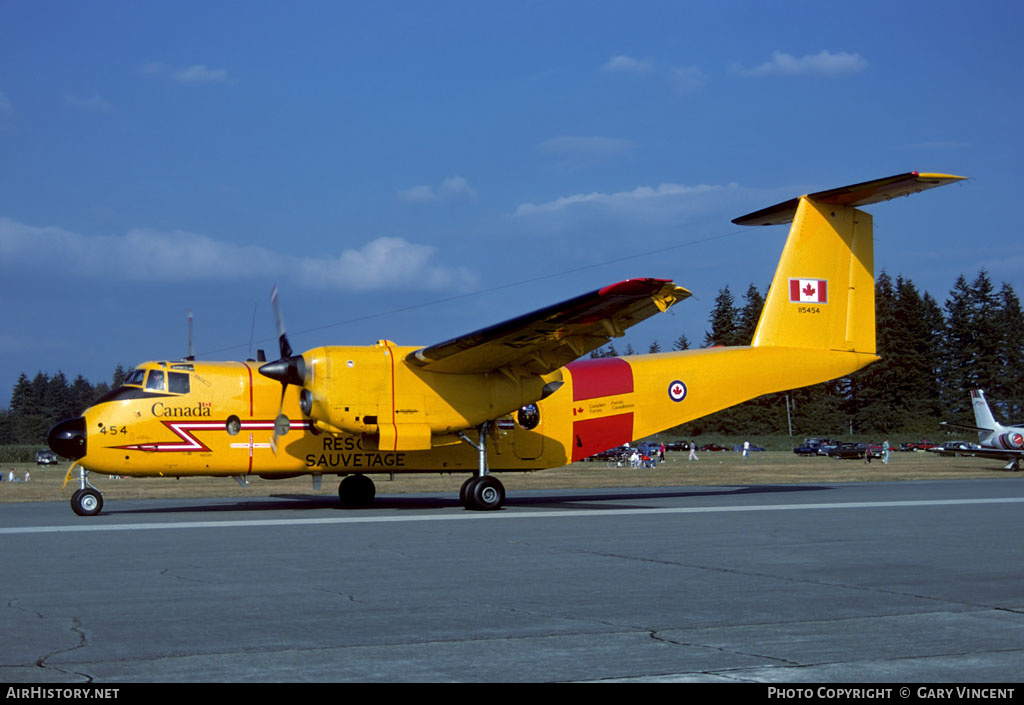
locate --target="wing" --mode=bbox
[406,279,691,375]
[933,447,1024,461]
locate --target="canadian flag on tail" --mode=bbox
[789,278,828,303]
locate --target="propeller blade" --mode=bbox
[263,286,304,455]
[271,285,292,359]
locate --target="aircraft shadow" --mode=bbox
[103,484,832,516]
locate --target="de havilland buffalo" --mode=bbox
[47,172,965,515]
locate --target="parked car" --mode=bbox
[930,441,981,454]
[584,445,630,462]
[828,442,867,460]
[900,440,937,451]
[700,443,728,452]
[35,449,58,465]
[793,438,837,456]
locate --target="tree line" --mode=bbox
[2,268,1021,445]
[0,366,131,445]
[590,268,1024,437]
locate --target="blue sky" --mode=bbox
[1,1,1020,403]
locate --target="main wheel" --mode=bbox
[338,474,376,507]
[71,488,103,516]
[463,475,505,511]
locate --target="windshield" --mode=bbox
[124,369,146,386]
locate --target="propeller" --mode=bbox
[258,286,307,452]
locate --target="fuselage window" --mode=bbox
[145,370,166,392]
[168,371,190,394]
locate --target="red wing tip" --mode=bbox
[598,278,671,296]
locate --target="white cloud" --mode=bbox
[140,62,229,84]
[173,65,229,83]
[300,237,473,290]
[669,66,707,95]
[398,176,476,203]
[0,218,475,291]
[603,55,654,76]
[514,182,730,217]
[733,50,868,77]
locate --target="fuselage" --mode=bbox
[50,342,876,480]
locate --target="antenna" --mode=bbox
[187,310,195,361]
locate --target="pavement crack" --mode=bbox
[648,629,803,667]
[35,616,94,683]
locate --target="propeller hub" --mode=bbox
[258,355,306,386]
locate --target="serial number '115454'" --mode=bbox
[797,306,821,314]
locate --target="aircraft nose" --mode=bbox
[48,417,87,460]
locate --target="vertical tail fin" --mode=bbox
[733,172,965,353]
[971,389,1000,432]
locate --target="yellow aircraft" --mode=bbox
[48,171,964,516]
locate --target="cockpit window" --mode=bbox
[168,371,190,394]
[124,369,146,387]
[145,370,166,391]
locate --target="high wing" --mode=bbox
[406,278,690,375]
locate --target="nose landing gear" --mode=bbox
[66,464,103,516]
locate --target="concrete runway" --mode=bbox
[1,478,1023,683]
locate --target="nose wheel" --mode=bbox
[67,464,103,516]
[71,487,104,516]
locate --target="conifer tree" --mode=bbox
[703,286,740,347]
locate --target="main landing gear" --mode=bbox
[458,421,506,511]
[334,422,507,511]
[68,464,103,516]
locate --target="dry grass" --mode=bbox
[1,450,1018,505]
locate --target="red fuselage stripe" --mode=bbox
[571,413,634,462]
[566,358,634,401]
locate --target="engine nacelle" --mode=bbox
[998,431,1024,450]
[297,341,561,450]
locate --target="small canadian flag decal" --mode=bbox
[789,278,828,303]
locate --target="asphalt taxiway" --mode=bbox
[1,478,1022,682]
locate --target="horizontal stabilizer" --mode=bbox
[940,421,992,433]
[733,172,965,226]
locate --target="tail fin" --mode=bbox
[971,389,1000,432]
[734,172,965,353]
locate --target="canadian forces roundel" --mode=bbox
[668,380,687,402]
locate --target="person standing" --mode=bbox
[882,439,890,464]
